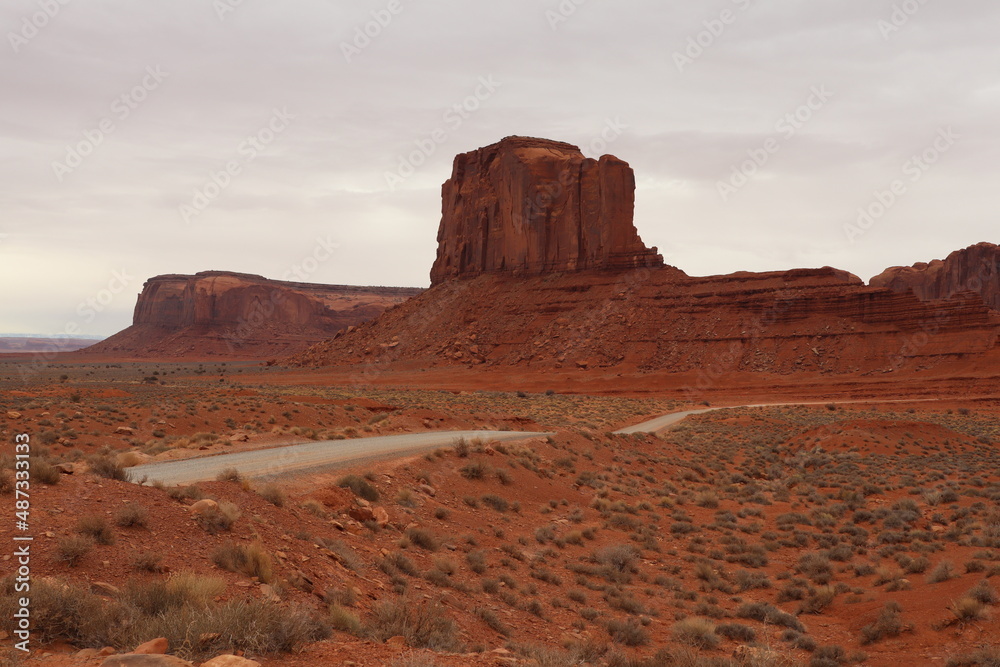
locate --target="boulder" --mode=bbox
[430,136,663,285]
[188,499,219,515]
[200,656,261,667]
[132,638,168,655]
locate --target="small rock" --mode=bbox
[91,582,121,597]
[417,484,436,497]
[6,411,21,419]
[188,499,219,516]
[75,648,100,658]
[348,506,375,523]
[386,636,407,647]
[200,656,261,667]
[114,426,135,436]
[133,637,168,655]
[373,506,390,527]
[55,462,76,474]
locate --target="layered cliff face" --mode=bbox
[429,136,663,285]
[81,272,422,358]
[291,266,1000,376]
[870,242,1000,312]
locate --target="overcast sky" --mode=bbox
[2,0,998,336]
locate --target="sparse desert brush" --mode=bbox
[967,579,999,605]
[123,573,225,614]
[452,437,470,458]
[32,458,61,485]
[194,501,241,534]
[115,502,148,528]
[133,551,165,573]
[88,454,128,481]
[56,535,93,566]
[257,483,285,507]
[216,467,242,482]
[949,597,987,624]
[406,527,439,551]
[76,514,115,545]
[606,617,649,646]
[211,541,273,583]
[364,597,461,651]
[861,601,909,645]
[671,617,720,649]
[338,474,379,501]
[329,604,362,635]
[928,560,958,583]
[301,498,327,517]
[459,461,490,480]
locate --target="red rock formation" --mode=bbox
[429,136,663,285]
[870,242,1000,312]
[290,266,1000,376]
[80,272,422,358]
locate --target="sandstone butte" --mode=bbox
[291,137,1000,375]
[871,242,1000,312]
[430,136,663,285]
[78,271,423,359]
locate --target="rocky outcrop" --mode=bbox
[291,266,1000,376]
[870,242,1000,312]
[429,136,663,285]
[79,272,422,358]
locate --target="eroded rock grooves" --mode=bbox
[430,136,663,285]
[80,272,422,358]
[871,242,1000,312]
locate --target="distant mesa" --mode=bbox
[430,136,663,286]
[79,271,422,359]
[870,242,1000,312]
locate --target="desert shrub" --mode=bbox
[475,606,512,636]
[717,622,756,642]
[216,468,242,482]
[88,454,128,481]
[736,602,805,632]
[453,438,470,458]
[945,646,1000,667]
[928,560,957,583]
[133,551,165,573]
[671,617,719,649]
[460,461,489,480]
[338,474,379,501]
[606,618,649,646]
[77,514,115,545]
[967,579,998,605]
[860,602,907,645]
[595,544,640,583]
[329,605,362,635]
[257,484,286,507]
[33,458,61,485]
[466,550,488,574]
[115,503,148,528]
[301,498,327,517]
[56,535,93,566]
[949,597,987,624]
[194,501,241,534]
[211,541,273,583]
[406,527,439,551]
[482,494,509,512]
[364,597,461,651]
[799,586,837,615]
[123,573,225,615]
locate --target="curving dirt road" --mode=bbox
[127,429,554,486]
